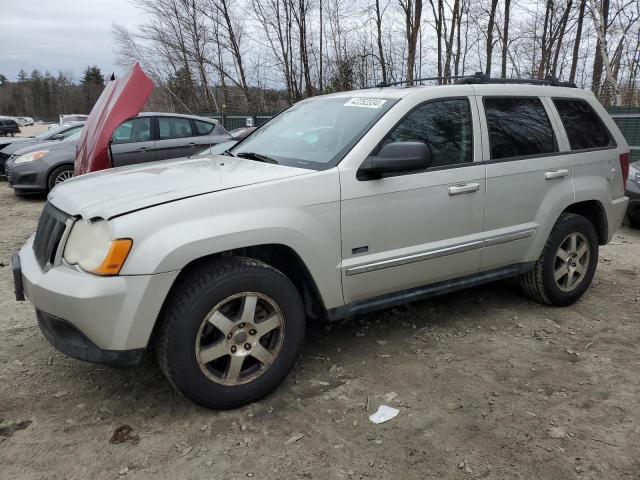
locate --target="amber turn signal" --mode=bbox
[94,239,133,276]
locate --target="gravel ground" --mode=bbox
[0,181,639,479]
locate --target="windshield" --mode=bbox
[35,124,78,139]
[231,96,397,169]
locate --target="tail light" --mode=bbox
[620,152,630,185]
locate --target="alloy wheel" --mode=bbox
[195,292,285,386]
[554,232,590,292]
[55,170,74,185]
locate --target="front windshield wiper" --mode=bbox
[236,152,279,164]
[222,149,236,157]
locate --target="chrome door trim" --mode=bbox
[345,227,536,276]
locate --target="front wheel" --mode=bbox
[520,213,598,306]
[156,257,305,409]
[47,165,74,191]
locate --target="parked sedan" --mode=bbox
[0,122,84,174]
[6,113,231,194]
[627,161,640,228]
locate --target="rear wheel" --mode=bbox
[156,257,305,409]
[520,213,598,306]
[628,214,640,230]
[47,165,74,191]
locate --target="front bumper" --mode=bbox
[15,236,179,362]
[5,159,47,192]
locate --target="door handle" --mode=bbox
[187,142,197,147]
[137,147,148,152]
[448,183,480,195]
[544,169,569,180]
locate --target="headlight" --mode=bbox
[63,219,132,276]
[14,150,49,164]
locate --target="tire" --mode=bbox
[156,257,305,409]
[47,165,74,191]
[628,214,640,230]
[520,213,598,306]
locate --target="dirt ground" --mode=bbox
[0,181,639,480]
[13,124,50,137]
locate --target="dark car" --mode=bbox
[626,160,640,228]
[6,113,232,194]
[0,119,20,137]
[0,122,84,175]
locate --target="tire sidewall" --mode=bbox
[164,266,305,408]
[542,215,599,305]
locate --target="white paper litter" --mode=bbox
[369,405,399,424]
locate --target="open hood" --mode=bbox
[74,64,154,176]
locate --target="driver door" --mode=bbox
[339,96,486,303]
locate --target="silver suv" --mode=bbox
[12,80,630,409]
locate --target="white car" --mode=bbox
[13,74,629,409]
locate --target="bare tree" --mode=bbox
[399,0,423,83]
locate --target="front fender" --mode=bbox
[111,171,344,309]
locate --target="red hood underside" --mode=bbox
[74,64,154,176]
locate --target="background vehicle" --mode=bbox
[228,126,257,140]
[6,113,232,194]
[626,161,640,228]
[0,118,20,137]
[16,117,35,126]
[108,112,231,166]
[59,114,89,124]
[0,122,84,175]
[14,78,629,410]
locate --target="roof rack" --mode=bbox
[455,72,577,88]
[373,72,577,88]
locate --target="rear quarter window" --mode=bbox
[552,98,614,150]
[484,97,557,160]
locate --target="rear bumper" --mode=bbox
[607,196,629,241]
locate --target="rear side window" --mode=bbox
[484,97,557,160]
[112,118,151,144]
[159,117,193,140]
[194,120,215,136]
[384,98,473,168]
[553,99,613,150]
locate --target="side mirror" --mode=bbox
[358,141,431,179]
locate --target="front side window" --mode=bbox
[159,117,193,140]
[111,117,151,144]
[231,96,397,170]
[553,99,613,150]
[384,98,473,168]
[484,97,557,160]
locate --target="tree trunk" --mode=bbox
[569,0,586,83]
[375,0,388,84]
[501,0,511,78]
[485,0,499,76]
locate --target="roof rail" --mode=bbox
[454,71,577,88]
[372,72,577,88]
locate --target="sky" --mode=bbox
[0,0,146,82]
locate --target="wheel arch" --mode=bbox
[562,200,608,245]
[161,244,328,322]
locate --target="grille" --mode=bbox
[33,203,70,270]
[4,162,12,183]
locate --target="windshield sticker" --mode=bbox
[344,98,387,109]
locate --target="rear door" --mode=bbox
[478,95,574,271]
[155,116,199,160]
[110,117,156,167]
